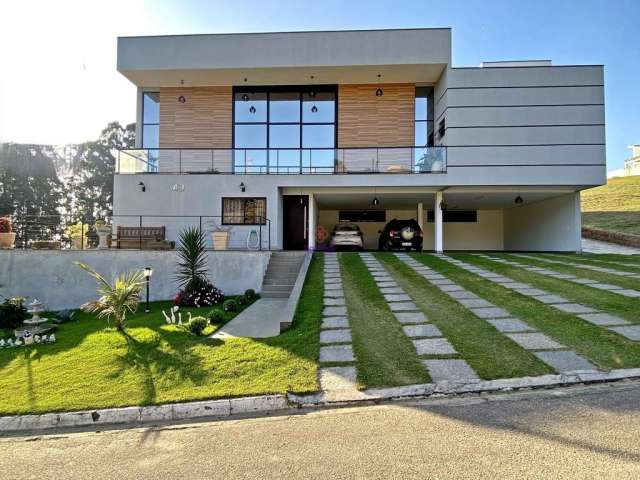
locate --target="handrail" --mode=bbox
[116,146,447,175]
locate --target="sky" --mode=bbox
[1,0,638,173]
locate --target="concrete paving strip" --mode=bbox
[514,253,640,280]
[446,254,640,345]
[423,359,479,382]
[534,351,597,373]
[320,329,352,345]
[321,316,350,329]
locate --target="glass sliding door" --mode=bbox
[233,86,336,173]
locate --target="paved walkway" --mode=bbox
[514,253,640,280]
[446,254,640,342]
[317,253,360,396]
[360,253,479,383]
[478,254,640,299]
[396,254,596,374]
[212,299,286,338]
[582,237,640,255]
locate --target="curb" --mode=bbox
[3,368,640,433]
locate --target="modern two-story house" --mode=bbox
[114,28,606,252]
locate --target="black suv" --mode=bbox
[378,219,423,251]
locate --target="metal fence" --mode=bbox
[7,215,272,251]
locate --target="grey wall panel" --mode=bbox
[446,86,603,107]
[447,66,603,88]
[446,144,605,166]
[445,125,605,146]
[445,105,605,127]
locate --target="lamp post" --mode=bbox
[143,267,153,313]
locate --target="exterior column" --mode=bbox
[417,202,424,250]
[308,193,316,251]
[435,191,444,253]
[574,191,582,253]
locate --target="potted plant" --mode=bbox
[0,217,16,249]
[209,222,232,250]
[94,220,112,249]
[66,222,89,250]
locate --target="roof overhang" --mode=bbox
[117,28,451,87]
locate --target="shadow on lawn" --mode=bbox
[111,329,223,405]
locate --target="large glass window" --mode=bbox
[415,87,434,147]
[142,92,160,171]
[233,86,336,173]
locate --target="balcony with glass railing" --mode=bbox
[116,147,447,174]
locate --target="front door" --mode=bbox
[283,195,308,250]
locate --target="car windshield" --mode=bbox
[334,224,359,232]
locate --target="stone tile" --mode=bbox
[377,281,398,288]
[414,338,457,355]
[384,293,412,302]
[553,303,597,314]
[324,268,340,274]
[319,345,355,363]
[423,359,479,382]
[372,276,393,282]
[546,273,576,280]
[577,313,630,326]
[324,273,341,279]
[535,294,570,304]
[534,351,597,373]
[403,324,442,338]
[431,279,456,286]
[498,282,531,290]
[324,290,345,298]
[388,302,419,312]
[513,288,547,297]
[458,298,494,309]
[438,284,466,292]
[572,277,598,285]
[610,325,640,341]
[318,366,357,390]
[395,311,429,324]
[379,287,404,294]
[320,329,353,345]
[323,306,347,316]
[324,297,345,306]
[590,283,623,291]
[490,276,514,283]
[324,283,344,291]
[321,317,350,330]
[486,318,535,333]
[470,307,512,319]
[616,289,640,298]
[506,333,564,350]
[447,290,480,300]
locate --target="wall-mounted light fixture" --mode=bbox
[375,74,383,97]
[371,196,380,207]
[178,95,186,103]
[138,181,146,192]
[240,182,246,193]
[515,196,524,204]
[241,93,249,102]
[439,201,448,211]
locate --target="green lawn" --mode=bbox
[380,254,553,379]
[582,175,640,236]
[339,253,430,387]
[453,253,640,369]
[536,253,640,273]
[0,255,323,415]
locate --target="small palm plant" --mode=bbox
[75,262,144,332]
[175,227,208,288]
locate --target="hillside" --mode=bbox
[582,175,640,235]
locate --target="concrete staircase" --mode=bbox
[261,251,306,298]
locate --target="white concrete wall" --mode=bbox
[0,250,270,311]
[504,192,581,251]
[422,210,504,250]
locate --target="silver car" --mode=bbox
[330,223,364,250]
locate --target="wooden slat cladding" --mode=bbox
[338,84,415,147]
[159,87,232,148]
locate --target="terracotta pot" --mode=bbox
[211,231,229,250]
[0,232,16,249]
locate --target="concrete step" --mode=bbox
[261,283,294,291]
[261,291,291,298]
[264,273,299,280]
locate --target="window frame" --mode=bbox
[141,91,160,148]
[415,87,435,147]
[221,197,267,225]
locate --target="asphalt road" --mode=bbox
[3,381,640,479]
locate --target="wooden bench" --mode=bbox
[115,226,175,250]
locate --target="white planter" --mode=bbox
[212,231,229,250]
[0,232,16,249]
[95,226,112,249]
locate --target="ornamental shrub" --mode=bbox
[176,277,224,308]
[222,299,237,312]
[244,289,256,300]
[187,316,208,336]
[0,297,29,329]
[207,310,224,323]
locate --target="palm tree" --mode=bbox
[175,227,208,288]
[75,262,144,331]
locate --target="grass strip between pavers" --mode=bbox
[471,253,640,324]
[502,253,640,292]
[0,254,324,416]
[339,253,430,388]
[379,254,552,380]
[537,253,640,274]
[448,253,640,370]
